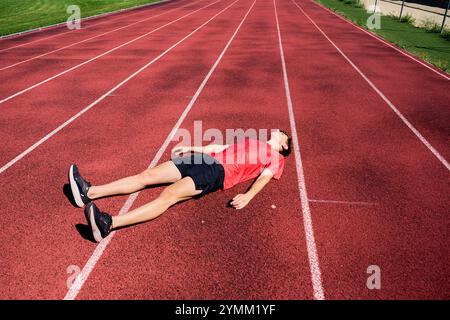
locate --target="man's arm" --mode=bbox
[172,144,229,155]
[198,144,229,154]
[231,169,273,210]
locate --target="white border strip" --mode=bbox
[0,0,170,40]
[274,0,325,300]
[0,0,219,105]
[311,0,450,81]
[64,0,255,300]
[292,0,450,172]
[0,0,203,71]
[0,0,226,175]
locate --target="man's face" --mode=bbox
[271,129,289,153]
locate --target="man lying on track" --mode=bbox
[69,130,292,242]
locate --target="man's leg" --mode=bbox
[87,161,182,200]
[110,177,201,229]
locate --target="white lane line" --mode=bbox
[273,0,325,301]
[292,0,450,172]
[311,1,450,81]
[0,0,237,175]
[0,0,172,53]
[0,0,220,105]
[0,0,203,71]
[309,199,378,206]
[64,0,256,300]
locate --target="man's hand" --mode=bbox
[172,146,191,156]
[231,193,253,210]
[230,173,273,210]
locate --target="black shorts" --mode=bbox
[171,153,225,197]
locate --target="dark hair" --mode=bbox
[279,129,292,157]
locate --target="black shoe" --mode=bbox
[84,202,112,242]
[69,164,92,207]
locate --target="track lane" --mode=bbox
[0,0,218,101]
[311,0,450,81]
[0,0,243,299]
[0,0,201,71]
[75,0,314,299]
[0,0,229,170]
[274,0,324,299]
[297,0,450,164]
[278,0,449,299]
[0,0,178,53]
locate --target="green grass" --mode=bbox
[441,28,450,40]
[316,0,450,73]
[398,13,415,24]
[0,0,159,36]
[421,18,442,33]
[421,18,450,41]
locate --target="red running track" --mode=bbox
[0,0,448,299]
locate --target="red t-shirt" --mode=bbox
[211,138,285,190]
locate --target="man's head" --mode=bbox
[269,129,292,157]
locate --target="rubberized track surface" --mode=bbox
[0,0,448,299]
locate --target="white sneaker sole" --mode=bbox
[88,204,104,243]
[69,164,85,208]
